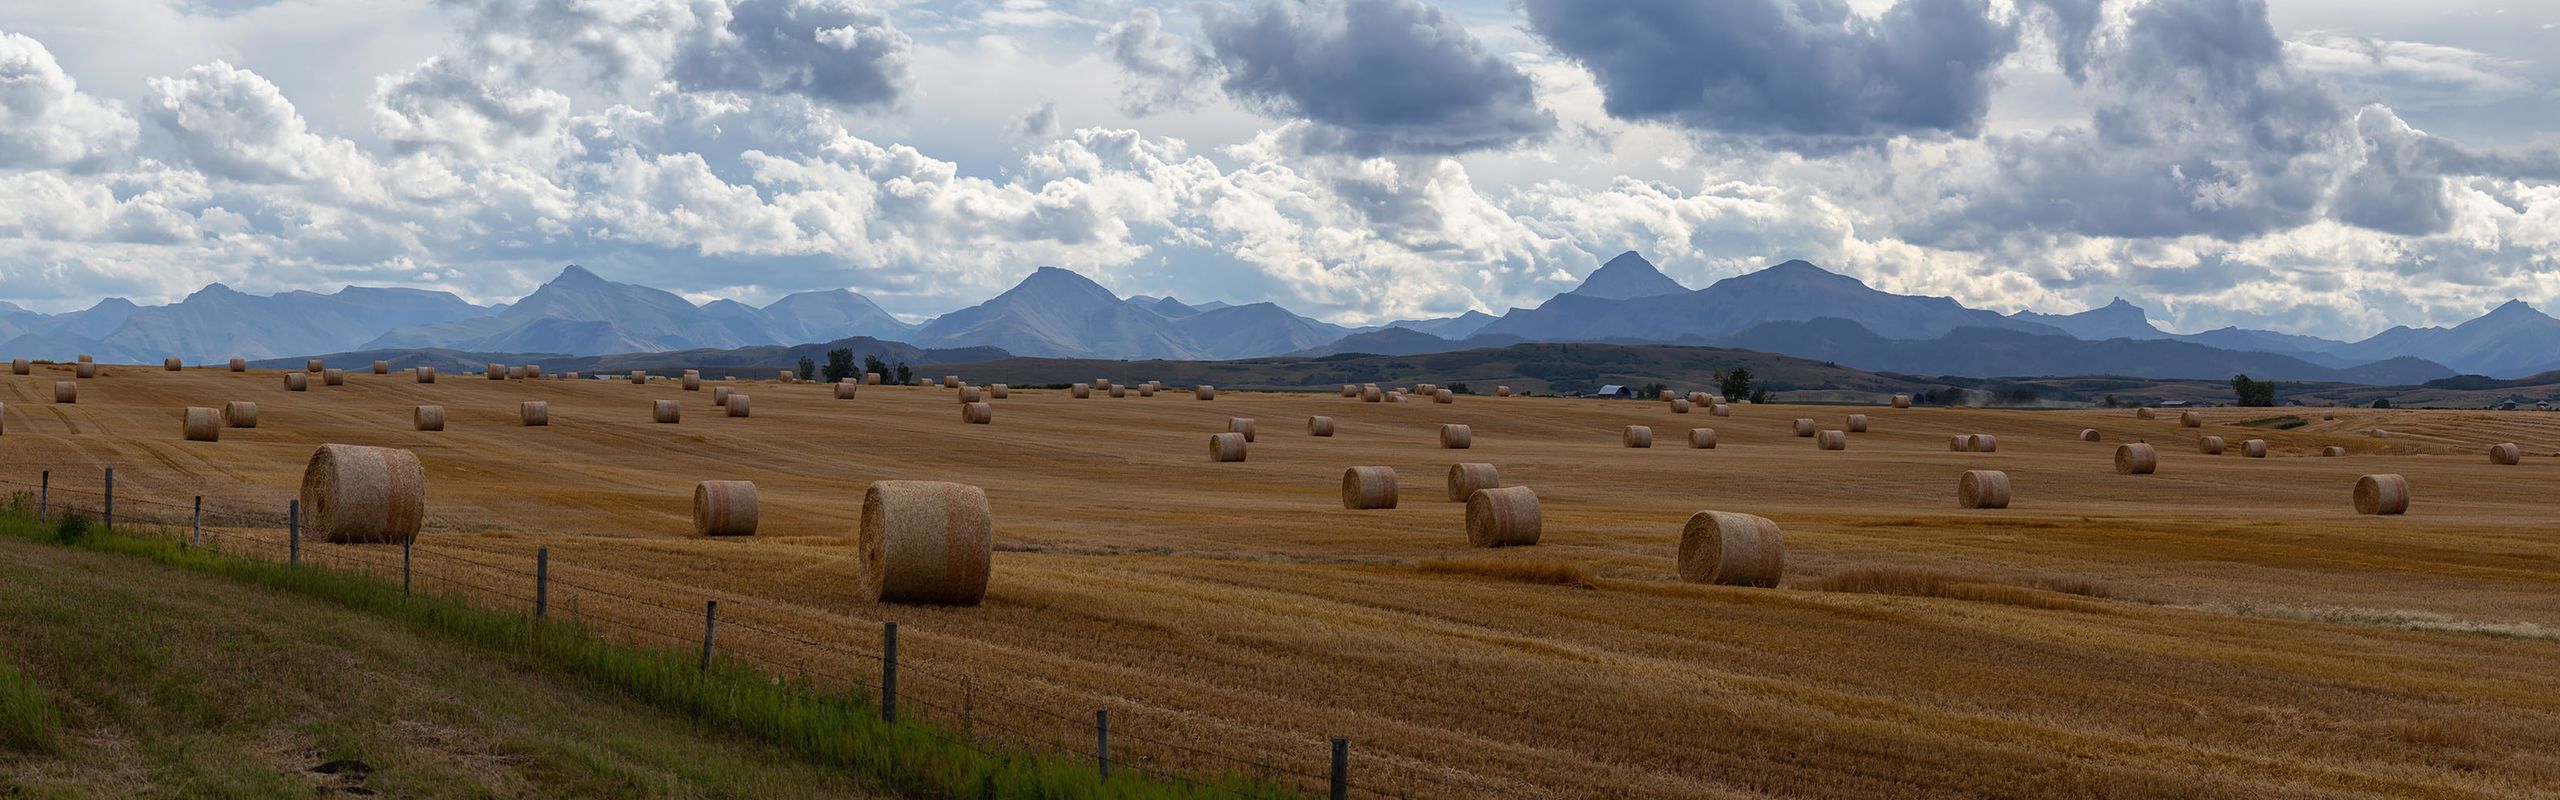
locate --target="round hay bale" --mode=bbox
[416,366,436,384]
[1656,389,1676,402]
[959,386,983,403]
[713,386,733,405]
[2353,474,2409,515]
[2242,439,2268,458]
[1209,432,1248,462]
[372,360,389,375]
[1495,386,1512,397]
[2322,411,2336,421]
[2179,412,2202,428]
[284,372,307,392]
[521,401,549,427]
[1340,466,1398,509]
[2323,446,2347,457]
[1362,387,1383,402]
[654,399,681,424]
[1688,392,1710,405]
[835,382,859,399]
[1340,384,1359,397]
[74,362,95,379]
[1709,404,1731,417]
[864,372,881,385]
[962,402,992,424]
[1846,414,1868,433]
[628,370,647,385]
[1440,423,1472,449]
[857,481,992,605]
[1434,389,1454,404]
[1109,385,1127,398]
[2114,442,2158,475]
[691,480,759,536]
[306,359,325,373]
[1671,399,1691,414]
[1891,394,1912,409]
[2490,443,2521,465]
[2198,435,2225,455]
[414,405,445,431]
[1465,486,1541,547]
[1229,417,1257,442]
[779,370,796,382]
[12,359,30,375]
[165,358,183,371]
[183,407,220,442]
[726,394,751,417]
[1624,425,1653,448]
[1446,463,1498,502]
[487,363,506,380]
[2135,407,2155,419]
[1948,435,1968,452]
[2078,429,2100,442]
[1678,511,1784,587]
[1095,378,1112,391]
[1957,470,2010,509]
[224,401,258,428]
[1071,383,1091,398]
[1968,434,1998,453]
[300,444,426,544]
[1688,428,1717,449]
[322,369,344,386]
[229,358,246,372]
[1308,415,1335,437]
[942,375,960,389]
[1137,384,1155,397]
[1815,430,1847,451]
[1195,385,1216,401]
[989,384,1008,399]
[1792,418,1815,437]
[525,365,542,379]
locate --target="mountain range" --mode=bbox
[7,252,2559,383]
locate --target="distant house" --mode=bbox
[1594,384,1635,399]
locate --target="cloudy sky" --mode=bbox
[3,0,2557,339]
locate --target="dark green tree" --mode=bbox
[1717,368,1754,402]
[893,362,913,385]
[796,356,817,383]
[863,355,889,380]
[1638,382,1668,401]
[2231,374,2278,407]
[821,348,855,383]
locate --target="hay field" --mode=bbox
[4,363,2559,799]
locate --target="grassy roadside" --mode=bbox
[0,510,1282,799]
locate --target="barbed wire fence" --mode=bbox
[0,466,1500,799]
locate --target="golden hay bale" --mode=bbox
[683,374,702,391]
[959,385,983,403]
[2078,429,2099,442]
[864,372,881,385]
[1440,423,1472,449]
[229,358,245,372]
[224,401,258,428]
[1709,404,1731,417]
[629,370,647,385]
[1678,511,1783,587]
[2242,439,2268,458]
[1095,378,1112,391]
[2354,474,2409,515]
[1671,399,1691,414]
[1970,434,1998,452]
[1465,486,1541,547]
[726,394,751,417]
[1688,391,1710,405]
[1495,386,1512,397]
[183,407,220,442]
[1389,392,1409,403]
[414,405,445,431]
[693,480,759,536]
[306,359,324,373]
[1434,389,1454,404]
[1229,417,1257,442]
[962,402,992,424]
[1417,383,1436,395]
[1624,425,1653,448]
[373,360,389,374]
[2135,407,2155,419]
[1688,428,1717,449]
[1110,385,1127,398]
[1948,435,1968,452]
[1815,430,1847,450]
[521,401,550,427]
[713,386,733,405]
[2180,412,2202,428]
[1447,462,1499,502]
[76,354,91,362]
[1209,432,1248,461]
[1657,389,1675,402]
[836,382,859,400]
[942,375,960,388]
[2198,435,2225,455]
[1341,466,1399,509]
[1846,414,1868,433]
[989,384,1008,399]
[857,481,993,605]
[525,365,542,379]
[284,373,307,392]
[1137,384,1156,397]
[488,363,506,380]
[1195,385,1216,400]
[779,370,796,382]
[416,366,436,383]
[322,369,344,386]
[1792,418,1815,437]
[2323,446,2347,457]
[2490,443,2522,465]
[1340,384,1359,397]
[300,444,426,544]
[1957,470,2010,509]
[2322,411,2336,421]
[75,362,96,379]
[1071,382,1092,398]
[165,358,182,371]
[11,359,28,374]
[1362,386,1384,402]
[654,399,681,423]
[1308,415,1335,437]
[2114,442,2157,475]
[1891,394,1911,408]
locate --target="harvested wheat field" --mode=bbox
[3,365,2559,799]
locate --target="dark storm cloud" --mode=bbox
[1519,0,2018,144]
[1200,0,1556,155]
[671,0,911,109]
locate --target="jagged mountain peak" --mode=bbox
[1568,251,1691,300]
